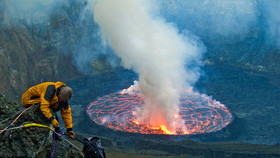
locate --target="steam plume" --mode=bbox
[159,0,280,49]
[159,0,258,37]
[3,0,280,75]
[90,0,205,130]
[258,0,280,48]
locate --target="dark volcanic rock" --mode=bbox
[0,93,83,157]
[0,0,82,102]
[135,139,280,158]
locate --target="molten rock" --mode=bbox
[87,88,232,135]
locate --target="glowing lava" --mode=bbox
[87,90,232,135]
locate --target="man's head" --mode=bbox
[58,86,73,102]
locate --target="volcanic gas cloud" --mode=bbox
[86,0,232,135]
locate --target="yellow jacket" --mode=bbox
[21,82,73,129]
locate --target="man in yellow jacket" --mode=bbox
[21,81,75,139]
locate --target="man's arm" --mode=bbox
[61,105,73,129]
[61,105,75,138]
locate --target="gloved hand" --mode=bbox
[51,119,60,128]
[67,130,75,139]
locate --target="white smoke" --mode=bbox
[159,0,258,37]
[258,0,280,48]
[3,0,280,77]
[2,0,65,25]
[89,0,205,131]
[159,0,280,49]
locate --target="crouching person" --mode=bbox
[21,81,75,139]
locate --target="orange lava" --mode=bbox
[87,91,232,135]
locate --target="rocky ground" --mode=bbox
[0,93,83,157]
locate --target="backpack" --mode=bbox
[82,137,106,158]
